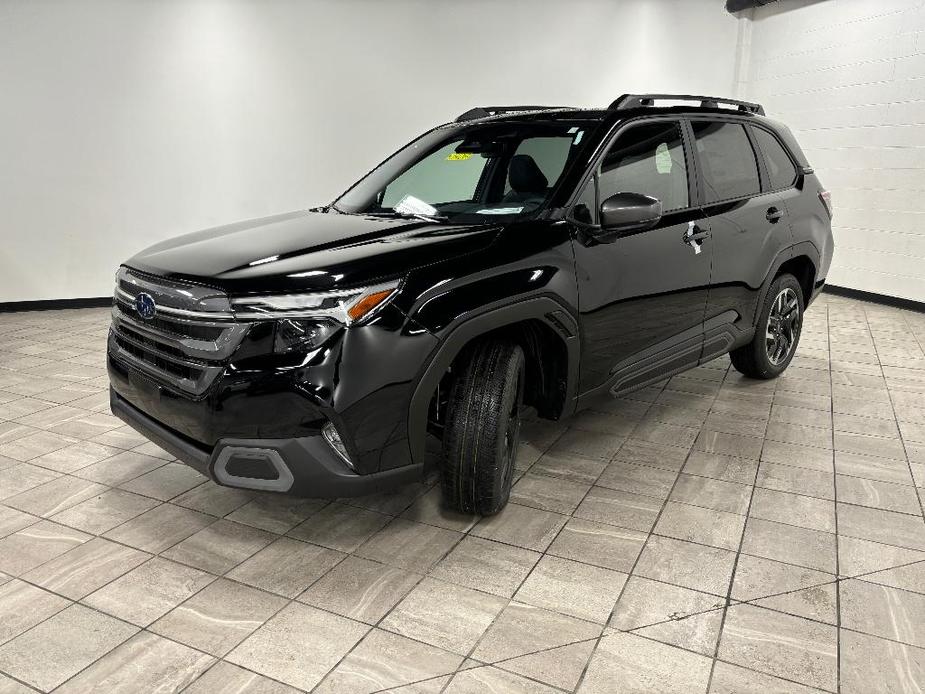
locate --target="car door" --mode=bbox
[572,118,713,397]
[689,119,794,361]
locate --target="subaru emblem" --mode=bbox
[135,292,156,320]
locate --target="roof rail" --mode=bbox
[608,93,765,116]
[454,106,572,123]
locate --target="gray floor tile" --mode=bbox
[83,556,214,626]
[288,501,390,552]
[49,488,159,535]
[719,603,837,692]
[23,536,148,600]
[836,474,922,514]
[742,517,836,573]
[4,475,106,518]
[429,536,539,597]
[750,487,836,533]
[837,502,925,551]
[655,501,747,550]
[547,517,646,572]
[103,502,214,553]
[611,575,724,655]
[399,488,479,532]
[514,555,627,623]
[732,554,837,624]
[227,602,369,691]
[670,473,752,514]
[682,451,759,485]
[0,580,70,646]
[470,502,567,552]
[761,439,834,473]
[381,577,506,655]
[574,486,662,532]
[837,535,925,577]
[54,631,214,693]
[72,450,165,486]
[709,660,827,693]
[840,629,925,694]
[757,461,835,501]
[151,578,286,656]
[227,536,344,598]
[613,438,693,470]
[472,600,600,664]
[597,458,678,498]
[578,631,713,694]
[841,579,925,648]
[161,518,276,574]
[316,628,462,694]
[510,472,591,514]
[183,661,303,694]
[298,555,422,624]
[355,518,461,573]
[634,535,737,596]
[835,451,915,486]
[117,461,206,501]
[0,604,137,691]
[0,519,91,576]
[447,666,559,693]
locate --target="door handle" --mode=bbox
[766,207,783,223]
[683,222,710,254]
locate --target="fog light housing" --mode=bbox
[322,422,354,469]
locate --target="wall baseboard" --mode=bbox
[1,287,922,316]
[0,297,112,314]
[824,285,925,314]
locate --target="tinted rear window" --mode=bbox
[691,121,760,203]
[752,126,797,191]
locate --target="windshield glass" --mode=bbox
[333,121,596,223]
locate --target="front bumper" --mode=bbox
[110,389,424,497]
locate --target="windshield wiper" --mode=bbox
[369,210,450,223]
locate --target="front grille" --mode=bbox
[110,267,250,396]
[114,297,224,341]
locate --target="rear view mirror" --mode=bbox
[599,192,662,233]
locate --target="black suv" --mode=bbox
[108,93,833,514]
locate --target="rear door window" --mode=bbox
[690,121,760,203]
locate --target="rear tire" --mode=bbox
[730,273,803,379]
[441,340,525,515]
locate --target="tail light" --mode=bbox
[819,190,833,218]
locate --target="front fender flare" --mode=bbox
[406,295,580,467]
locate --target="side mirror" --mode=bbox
[599,192,662,234]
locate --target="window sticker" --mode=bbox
[655,142,672,174]
[394,195,439,217]
[447,152,472,161]
[573,130,584,145]
[476,206,524,215]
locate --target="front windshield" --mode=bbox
[333,121,596,223]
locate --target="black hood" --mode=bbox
[125,210,502,294]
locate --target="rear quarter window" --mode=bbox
[752,126,798,191]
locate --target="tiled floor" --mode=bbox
[0,294,923,693]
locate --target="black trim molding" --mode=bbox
[0,297,112,314]
[824,285,925,314]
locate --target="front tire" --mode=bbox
[441,340,525,515]
[730,273,804,379]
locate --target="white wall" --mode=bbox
[0,0,740,303]
[743,0,925,303]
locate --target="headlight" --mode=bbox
[231,281,400,354]
[273,318,340,354]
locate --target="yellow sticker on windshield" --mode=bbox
[447,152,472,161]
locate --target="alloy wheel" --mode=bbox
[766,287,800,366]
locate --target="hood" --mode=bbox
[125,210,502,294]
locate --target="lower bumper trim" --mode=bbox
[109,388,424,497]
